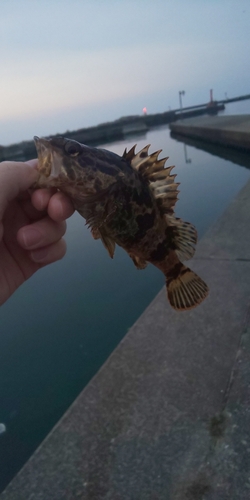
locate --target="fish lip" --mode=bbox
[33,135,49,151]
[33,136,51,176]
[34,136,61,179]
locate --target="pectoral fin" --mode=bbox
[99,232,116,258]
[90,226,115,258]
[84,218,116,258]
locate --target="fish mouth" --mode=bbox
[34,136,62,180]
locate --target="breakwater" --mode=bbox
[0,103,224,162]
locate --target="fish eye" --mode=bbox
[64,141,82,157]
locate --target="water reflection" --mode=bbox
[183,144,192,164]
[0,122,250,493]
[171,132,250,170]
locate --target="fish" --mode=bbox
[33,136,209,310]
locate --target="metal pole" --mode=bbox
[179,91,182,110]
[179,90,185,120]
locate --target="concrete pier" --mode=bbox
[170,114,250,152]
[1,178,250,499]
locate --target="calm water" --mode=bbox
[1,102,250,491]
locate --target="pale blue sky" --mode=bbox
[1,0,249,145]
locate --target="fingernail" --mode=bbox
[21,228,42,248]
[31,247,49,262]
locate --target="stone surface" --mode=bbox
[1,181,250,500]
[196,179,250,260]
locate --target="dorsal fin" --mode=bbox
[123,144,179,214]
[167,215,197,261]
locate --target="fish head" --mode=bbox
[34,136,123,200]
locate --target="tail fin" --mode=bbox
[166,263,209,311]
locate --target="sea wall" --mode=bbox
[1,176,250,499]
[170,114,250,152]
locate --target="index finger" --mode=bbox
[31,189,75,222]
[25,159,38,168]
[0,161,38,219]
[48,191,75,222]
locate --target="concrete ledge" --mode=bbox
[1,180,250,499]
[170,115,250,152]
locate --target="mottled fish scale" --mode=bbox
[33,136,209,310]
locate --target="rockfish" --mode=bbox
[33,136,208,310]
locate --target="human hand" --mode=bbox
[0,159,74,306]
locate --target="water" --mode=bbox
[1,101,250,492]
[0,424,6,435]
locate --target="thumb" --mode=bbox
[0,161,39,219]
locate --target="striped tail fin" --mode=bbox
[166,262,209,311]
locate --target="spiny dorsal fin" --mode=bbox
[123,144,137,162]
[123,144,179,214]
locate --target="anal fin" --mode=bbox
[91,227,101,240]
[129,253,148,270]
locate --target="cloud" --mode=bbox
[1,36,247,121]
[1,0,249,144]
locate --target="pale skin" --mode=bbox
[0,159,75,306]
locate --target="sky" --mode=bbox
[0,0,249,145]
